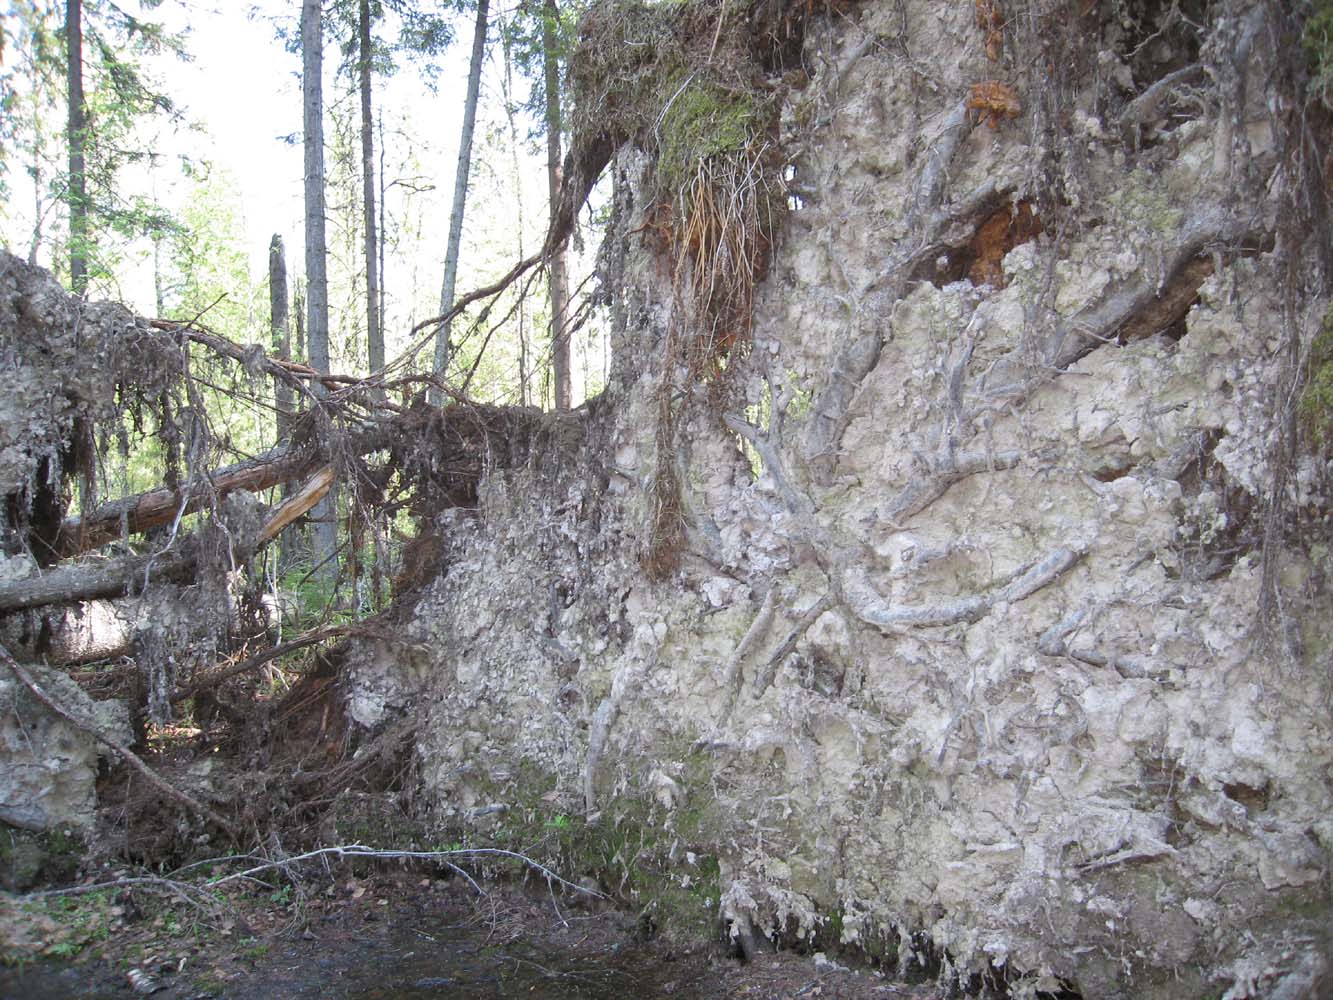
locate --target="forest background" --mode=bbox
[0,0,608,456]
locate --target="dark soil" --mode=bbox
[1,872,938,999]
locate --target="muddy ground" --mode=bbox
[1,872,941,999]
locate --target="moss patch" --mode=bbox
[658,79,767,192]
[440,757,726,947]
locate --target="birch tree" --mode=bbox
[433,0,490,402]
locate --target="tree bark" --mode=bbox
[56,443,310,558]
[359,0,382,388]
[270,235,293,440]
[269,234,300,572]
[433,0,489,404]
[500,11,529,406]
[66,0,87,295]
[0,466,334,614]
[542,0,570,410]
[302,2,330,381]
[302,0,338,579]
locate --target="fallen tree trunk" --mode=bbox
[57,443,312,557]
[0,466,333,613]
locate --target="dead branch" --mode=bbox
[21,875,224,913]
[258,465,334,543]
[168,615,370,706]
[407,252,544,354]
[0,467,330,613]
[205,844,603,900]
[153,321,326,401]
[0,644,239,838]
[0,543,204,612]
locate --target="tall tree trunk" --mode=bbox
[270,235,292,445]
[65,0,87,295]
[302,0,337,580]
[359,0,382,386]
[432,0,489,405]
[377,116,387,341]
[152,236,166,315]
[542,0,570,410]
[500,10,529,407]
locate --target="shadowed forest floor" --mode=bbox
[1,873,941,999]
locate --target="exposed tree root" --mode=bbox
[845,545,1084,630]
[720,587,777,710]
[750,592,832,699]
[1036,607,1171,681]
[877,448,1025,527]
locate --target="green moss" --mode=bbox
[658,79,764,191]
[443,755,726,946]
[1299,304,1333,452]
[1109,169,1184,235]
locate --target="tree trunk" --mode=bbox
[377,116,387,341]
[65,0,87,295]
[500,11,529,407]
[302,0,338,580]
[269,234,299,572]
[542,0,570,410]
[270,235,292,442]
[0,467,333,614]
[302,1,330,381]
[433,0,489,404]
[57,443,310,558]
[359,0,382,387]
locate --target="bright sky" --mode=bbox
[149,0,476,310]
[156,2,308,266]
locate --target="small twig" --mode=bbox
[0,644,239,838]
[21,875,220,912]
[205,844,603,900]
[167,619,365,705]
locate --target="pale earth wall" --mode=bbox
[0,0,1327,995]
[345,1,1331,997]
